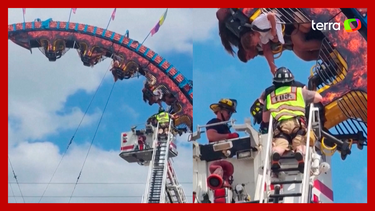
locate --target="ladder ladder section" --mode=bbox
[165,160,187,203]
[258,104,320,203]
[143,119,173,203]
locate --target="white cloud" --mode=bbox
[193,9,219,42]
[121,104,140,120]
[8,141,192,203]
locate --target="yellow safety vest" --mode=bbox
[156,112,170,124]
[266,86,305,121]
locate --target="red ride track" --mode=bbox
[8,20,193,131]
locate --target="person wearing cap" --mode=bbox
[261,67,322,173]
[206,99,240,143]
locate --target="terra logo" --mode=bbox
[311,18,361,32]
[344,18,362,32]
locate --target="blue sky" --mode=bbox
[193,10,367,203]
[8,8,199,203]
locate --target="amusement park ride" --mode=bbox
[191,8,367,203]
[8,8,367,203]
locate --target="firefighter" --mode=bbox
[261,67,322,173]
[206,99,239,143]
[155,107,172,136]
[250,80,306,125]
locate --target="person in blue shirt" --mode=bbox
[206,99,240,143]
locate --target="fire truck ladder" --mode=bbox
[143,119,173,203]
[258,104,321,203]
[165,160,187,203]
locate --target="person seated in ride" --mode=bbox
[217,9,283,74]
[152,88,164,108]
[240,12,285,75]
[288,11,323,62]
[243,12,324,63]
[206,99,239,143]
[142,87,155,106]
[163,91,177,107]
[161,90,179,118]
[237,44,259,63]
[260,67,322,173]
[155,107,173,135]
[217,9,324,70]
[142,82,162,107]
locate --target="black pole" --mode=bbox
[105,13,112,30]
[22,9,25,23]
[68,9,72,23]
[141,31,151,45]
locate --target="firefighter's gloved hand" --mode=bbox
[259,122,269,134]
[226,133,239,139]
[250,99,264,125]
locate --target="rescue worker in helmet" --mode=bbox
[251,80,306,125]
[155,107,172,136]
[206,99,240,143]
[260,67,322,173]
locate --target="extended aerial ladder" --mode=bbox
[142,119,187,203]
[255,104,324,203]
[165,160,187,203]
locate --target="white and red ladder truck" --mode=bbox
[119,118,187,203]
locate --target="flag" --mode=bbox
[150,8,168,36]
[22,8,26,15]
[72,8,77,14]
[111,8,116,20]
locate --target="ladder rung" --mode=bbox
[280,155,296,159]
[271,180,302,185]
[241,198,275,203]
[274,168,300,172]
[269,193,302,198]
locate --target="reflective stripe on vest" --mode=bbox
[156,112,170,123]
[266,86,305,121]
